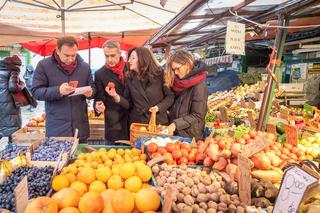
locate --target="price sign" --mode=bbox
[14,177,28,213]
[225,21,245,55]
[273,166,318,213]
[280,108,290,120]
[242,137,269,158]
[238,154,251,205]
[284,124,298,146]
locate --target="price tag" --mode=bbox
[273,165,318,213]
[162,185,178,213]
[266,123,277,136]
[219,107,228,123]
[238,154,251,205]
[284,124,298,146]
[147,156,165,167]
[14,177,28,213]
[242,137,269,157]
[280,108,290,120]
[248,111,256,129]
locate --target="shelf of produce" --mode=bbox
[26,137,79,170]
[12,127,45,146]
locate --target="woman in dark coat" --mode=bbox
[164,50,208,140]
[106,47,174,126]
[0,55,24,140]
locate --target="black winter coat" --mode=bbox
[118,72,174,126]
[94,66,129,142]
[169,61,208,140]
[31,54,95,141]
[0,60,22,137]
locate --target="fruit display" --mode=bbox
[45,147,161,212]
[0,144,28,161]
[0,166,54,212]
[147,141,204,165]
[142,136,191,148]
[26,113,46,127]
[152,164,266,213]
[298,133,320,158]
[30,138,73,161]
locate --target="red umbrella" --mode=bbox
[20,35,148,56]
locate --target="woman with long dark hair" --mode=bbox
[106,47,174,126]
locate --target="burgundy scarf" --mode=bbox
[172,71,208,93]
[105,57,125,85]
[54,51,77,74]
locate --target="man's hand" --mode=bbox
[84,87,93,98]
[95,101,105,113]
[59,83,75,96]
[105,87,120,103]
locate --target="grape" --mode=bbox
[31,138,72,161]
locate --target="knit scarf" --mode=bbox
[105,57,125,85]
[54,51,77,74]
[172,71,207,93]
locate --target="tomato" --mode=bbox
[242,134,250,141]
[188,152,196,162]
[249,130,257,139]
[107,82,115,89]
[195,153,206,163]
[173,143,180,150]
[172,150,182,160]
[147,142,158,154]
[282,148,290,155]
[180,149,188,158]
[188,161,196,165]
[178,157,188,165]
[163,153,174,164]
[165,143,175,153]
[158,147,167,155]
[180,143,191,152]
[151,152,161,159]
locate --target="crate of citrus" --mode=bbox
[130,109,172,146]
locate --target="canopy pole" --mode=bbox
[257,13,287,130]
[61,0,65,35]
[88,32,91,68]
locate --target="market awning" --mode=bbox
[147,0,320,48]
[0,0,193,46]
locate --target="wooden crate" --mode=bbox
[89,119,104,140]
[12,127,45,146]
[26,133,79,170]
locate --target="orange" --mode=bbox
[101,189,116,213]
[111,189,134,213]
[111,164,120,175]
[117,149,125,156]
[70,181,87,196]
[66,173,77,183]
[52,188,80,209]
[25,197,58,213]
[52,175,70,192]
[135,188,160,212]
[119,163,135,179]
[89,180,106,193]
[77,167,96,184]
[78,191,104,213]
[96,166,112,183]
[125,176,142,193]
[136,165,152,182]
[140,154,147,161]
[59,207,80,213]
[107,175,123,190]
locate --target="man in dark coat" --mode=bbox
[94,40,129,143]
[31,36,95,142]
[0,55,24,141]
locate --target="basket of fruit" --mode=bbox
[130,109,172,147]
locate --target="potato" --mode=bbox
[191,186,199,197]
[201,176,212,185]
[207,208,217,213]
[196,193,208,203]
[197,183,207,193]
[192,204,200,212]
[152,165,160,175]
[177,203,187,212]
[159,170,165,177]
[183,195,195,206]
[236,206,245,213]
[218,203,228,212]
[228,204,237,213]
[220,194,231,205]
[209,192,220,202]
[199,202,208,210]
[192,176,200,185]
[208,201,218,209]
[176,181,185,192]
[196,208,206,213]
[182,187,191,195]
[207,185,217,193]
[184,177,194,187]
[168,176,176,184]
[177,193,184,202]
